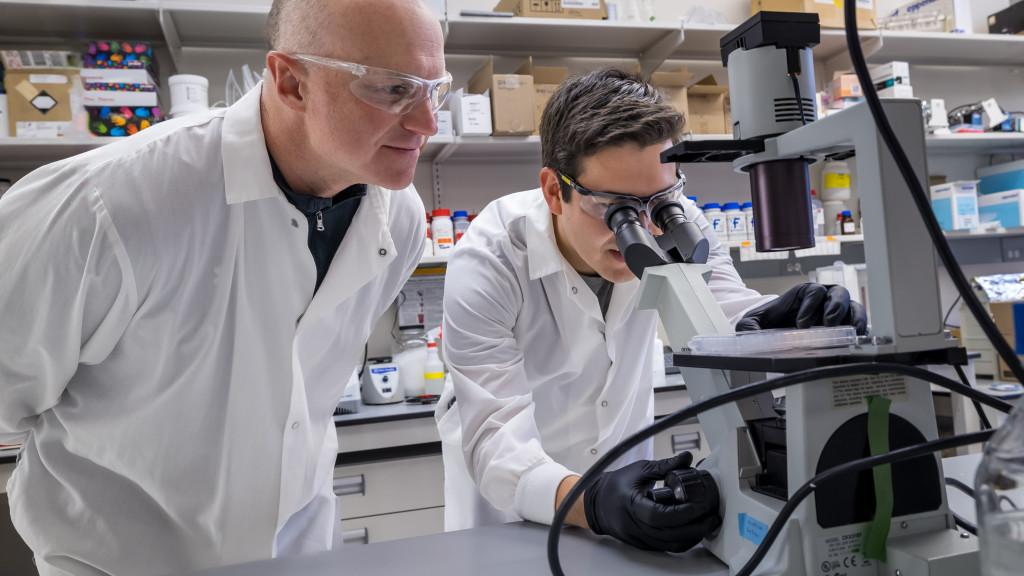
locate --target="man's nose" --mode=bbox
[403,96,439,137]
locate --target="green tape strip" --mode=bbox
[864,395,894,562]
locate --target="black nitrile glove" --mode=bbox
[582,452,722,553]
[735,282,868,335]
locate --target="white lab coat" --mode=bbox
[0,84,425,576]
[436,190,770,530]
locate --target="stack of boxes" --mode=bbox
[1,50,81,138]
[82,41,162,137]
[977,159,1024,229]
[650,66,731,135]
[825,61,912,115]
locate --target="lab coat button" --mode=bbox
[601,401,608,407]
[291,421,300,430]
[590,449,597,455]
[571,287,578,295]
[291,219,299,228]
[378,248,387,256]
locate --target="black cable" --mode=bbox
[736,430,993,576]
[844,0,1024,388]
[942,294,962,328]
[789,74,807,125]
[955,363,993,430]
[545,362,1011,576]
[952,511,977,536]
[945,476,975,499]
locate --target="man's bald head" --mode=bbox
[266,0,440,56]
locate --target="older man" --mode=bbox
[0,1,447,574]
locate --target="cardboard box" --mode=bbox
[79,68,157,87]
[686,75,731,135]
[876,84,914,99]
[978,159,1024,196]
[494,0,607,20]
[979,189,1024,228]
[869,61,910,89]
[83,89,159,107]
[930,180,979,231]
[881,0,973,32]
[468,56,535,136]
[516,57,568,135]
[832,73,862,101]
[84,40,156,74]
[449,88,492,136]
[991,300,1024,382]
[751,0,877,29]
[650,65,695,120]
[988,0,1024,35]
[3,69,78,138]
[435,110,453,138]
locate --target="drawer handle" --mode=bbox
[341,527,368,545]
[334,474,365,497]
[671,432,701,454]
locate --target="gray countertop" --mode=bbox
[173,521,731,576]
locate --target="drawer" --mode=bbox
[337,417,440,454]
[340,506,444,545]
[334,454,444,520]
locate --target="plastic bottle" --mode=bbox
[423,339,445,396]
[723,202,745,241]
[821,160,852,203]
[452,210,470,243]
[823,200,847,236]
[431,209,454,255]
[423,212,434,258]
[810,189,825,237]
[702,203,724,237]
[391,326,429,397]
[976,401,1024,576]
[741,202,754,239]
[641,0,655,21]
[840,210,856,235]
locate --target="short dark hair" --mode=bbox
[540,68,684,202]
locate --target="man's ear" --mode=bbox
[540,167,565,216]
[265,51,307,113]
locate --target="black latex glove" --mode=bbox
[582,452,722,553]
[735,282,868,335]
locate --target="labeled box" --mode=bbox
[79,68,158,87]
[686,75,731,135]
[435,110,453,138]
[991,300,1024,382]
[468,56,535,136]
[84,40,156,74]
[831,73,862,101]
[86,105,162,137]
[516,57,568,135]
[449,88,492,136]
[494,0,607,20]
[978,159,1024,195]
[876,84,913,99]
[978,189,1024,229]
[3,69,78,137]
[881,0,973,32]
[930,180,979,231]
[83,89,159,107]
[751,0,877,29]
[988,1,1024,35]
[868,61,910,89]
[650,65,695,120]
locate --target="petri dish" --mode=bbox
[688,326,857,356]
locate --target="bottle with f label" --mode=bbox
[431,209,454,254]
[741,202,754,239]
[723,202,746,240]
[702,203,724,238]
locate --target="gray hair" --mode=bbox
[266,0,329,52]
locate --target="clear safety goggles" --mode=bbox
[558,170,687,224]
[291,54,453,115]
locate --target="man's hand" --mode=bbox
[582,452,721,553]
[735,283,867,335]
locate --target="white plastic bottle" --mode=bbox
[976,400,1024,576]
[423,339,445,396]
[810,189,825,237]
[741,202,754,239]
[723,202,745,241]
[423,212,434,258]
[452,210,470,243]
[431,209,454,255]
[702,203,724,238]
[391,326,429,397]
[821,160,851,235]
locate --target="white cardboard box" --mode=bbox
[449,88,492,136]
[876,84,914,99]
[978,189,1024,228]
[435,110,453,138]
[82,90,158,107]
[930,180,979,231]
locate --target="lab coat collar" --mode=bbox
[221,82,279,206]
[524,190,570,281]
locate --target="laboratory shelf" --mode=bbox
[864,29,1024,68]
[925,133,1024,155]
[669,25,854,63]
[0,0,162,44]
[158,1,272,50]
[0,137,121,170]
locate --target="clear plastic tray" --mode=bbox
[687,326,857,356]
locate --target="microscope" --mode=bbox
[612,11,978,576]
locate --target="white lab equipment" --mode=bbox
[431,209,454,254]
[702,203,724,238]
[742,202,754,239]
[392,326,429,397]
[168,74,209,118]
[361,359,403,405]
[810,189,825,237]
[723,202,746,240]
[453,210,470,243]
[335,367,361,414]
[976,401,1024,576]
[423,340,445,395]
